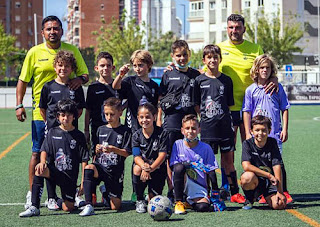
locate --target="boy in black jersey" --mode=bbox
[194,44,245,204]
[113,50,159,132]
[240,115,286,210]
[19,99,89,217]
[80,97,131,216]
[85,52,120,155]
[158,40,200,199]
[39,50,85,130]
[132,103,168,213]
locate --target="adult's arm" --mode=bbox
[15,80,28,122]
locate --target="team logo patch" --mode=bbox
[117,134,123,144]
[69,90,75,99]
[70,139,76,149]
[189,79,195,87]
[152,140,158,151]
[152,88,155,97]
[219,85,224,95]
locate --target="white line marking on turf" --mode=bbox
[313,117,320,121]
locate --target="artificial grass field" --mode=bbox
[0,106,319,227]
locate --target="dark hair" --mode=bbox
[227,14,245,25]
[171,40,190,53]
[202,44,222,60]
[103,97,122,111]
[137,102,157,116]
[55,99,78,119]
[96,51,114,65]
[42,15,63,30]
[251,115,272,130]
[182,114,199,126]
[53,50,77,72]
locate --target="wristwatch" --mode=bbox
[80,75,87,84]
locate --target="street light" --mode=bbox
[179,4,186,39]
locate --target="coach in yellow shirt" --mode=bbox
[15,16,88,209]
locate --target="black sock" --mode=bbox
[243,189,255,203]
[192,202,210,212]
[229,171,239,195]
[132,174,146,201]
[31,176,44,209]
[173,163,186,202]
[208,170,219,191]
[45,178,57,199]
[281,162,288,192]
[83,169,94,204]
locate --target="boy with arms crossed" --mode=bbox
[240,115,286,210]
[170,114,219,214]
[194,44,245,204]
[80,97,131,216]
[19,99,89,217]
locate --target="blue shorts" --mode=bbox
[31,120,45,153]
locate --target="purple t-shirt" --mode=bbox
[242,83,290,143]
[170,139,218,188]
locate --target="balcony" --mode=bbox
[189,10,204,18]
[187,32,204,40]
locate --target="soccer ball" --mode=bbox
[147,195,173,221]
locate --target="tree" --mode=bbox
[0,23,18,75]
[245,11,304,68]
[190,49,203,70]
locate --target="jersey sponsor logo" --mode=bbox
[55,148,72,171]
[70,139,76,149]
[205,97,223,118]
[168,77,180,80]
[222,52,229,55]
[135,83,144,89]
[69,90,75,99]
[117,134,123,144]
[200,85,210,88]
[38,58,49,62]
[251,152,259,156]
[99,134,108,137]
[52,136,62,140]
[95,90,105,94]
[189,79,195,87]
[65,194,74,200]
[181,93,191,108]
[98,152,118,167]
[51,90,61,94]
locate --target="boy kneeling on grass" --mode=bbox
[241,115,286,210]
[19,99,89,217]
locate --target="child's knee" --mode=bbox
[240,172,257,188]
[85,164,95,170]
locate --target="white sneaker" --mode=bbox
[19,206,40,217]
[47,198,60,211]
[24,191,32,210]
[79,204,95,216]
[75,191,85,208]
[135,200,146,213]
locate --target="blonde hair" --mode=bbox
[250,54,278,83]
[130,50,154,72]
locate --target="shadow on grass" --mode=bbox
[292,193,320,202]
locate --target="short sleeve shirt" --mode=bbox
[19,42,88,121]
[194,73,234,140]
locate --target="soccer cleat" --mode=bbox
[242,200,253,210]
[135,200,147,213]
[210,191,226,212]
[24,191,32,210]
[174,201,186,215]
[79,204,95,216]
[230,193,246,204]
[183,201,192,209]
[92,193,97,206]
[258,195,267,204]
[47,198,60,211]
[19,206,40,217]
[284,191,293,204]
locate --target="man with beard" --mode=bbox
[15,15,88,210]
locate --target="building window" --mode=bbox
[258,0,264,6]
[75,27,79,36]
[15,15,21,21]
[28,15,32,21]
[209,1,216,10]
[101,3,104,10]
[28,2,32,7]
[28,28,33,36]
[100,15,105,20]
[198,2,203,10]
[75,6,79,11]
[222,0,227,8]
[191,1,204,11]
[15,2,21,8]
[244,1,250,8]
[16,41,21,47]
[15,28,21,34]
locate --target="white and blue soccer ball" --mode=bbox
[147,195,173,221]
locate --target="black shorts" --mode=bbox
[166,129,184,158]
[203,138,235,154]
[95,164,124,199]
[48,166,77,202]
[231,111,243,126]
[256,177,278,198]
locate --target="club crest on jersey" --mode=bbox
[117,134,123,144]
[189,79,195,87]
[152,140,158,151]
[70,139,76,149]
[219,85,224,95]
[69,90,75,99]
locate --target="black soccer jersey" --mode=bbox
[242,137,282,175]
[39,80,86,130]
[160,67,200,130]
[117,76,159,132]
[41,126,90,181]
[194,73,234,141]
[132,126,168,169]
[95,125,131,175]
[86,80,120,128]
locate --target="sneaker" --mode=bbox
[284,191,293,204]
[174,201,186,215]
[19,206,40,217]
[219,187,230,201]
[75,191,85,208]
[210,191,227,212]
[183,201,192,209]
[47,198,60,211]
[258,195,267,204]
[230,193,246,204]
[24,191,32,210]
[79,204,95,216]
[135,200,146,213]
[242,200,253,210]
